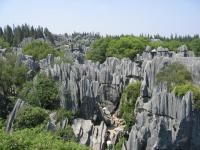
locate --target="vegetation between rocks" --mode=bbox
[120,81,141,130]
[156,62,200,110]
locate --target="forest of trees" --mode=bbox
[86,34,200,63]
[0,24,54,47]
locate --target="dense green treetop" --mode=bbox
[22,40,57,60]
[86,36,148,63]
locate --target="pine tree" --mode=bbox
[0,27,3,37]
[44,28,54,43]
[36,26,44,38]
[13,26,23,46]
[3,25,13,45]
[30,26,36,38]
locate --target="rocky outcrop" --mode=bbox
[45,57,142,122]
[123,48,200,150]
[6,99,24,132]
[47,112,68,131]
[72,118,107,150]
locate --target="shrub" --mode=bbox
[19,73,60,110]
[156,62,200,111]
[14,106,48,129]
[0,53,28,119]
[188,38,200,56]
[115,137,125,150]
[0,37,10,49]
[56,109,73,124]
[56,126,76,142]
[156,62,192,89]
[174,83,200,110]
[0,127,89,150]
[120,81,141,130]
[86,36,148,63]
[22,40,57,60]
[150,40,183,51]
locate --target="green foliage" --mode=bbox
[86,36,148,63]
[174,83,200,110]
[0,127,89,150]
[150,40,183,51]
[3,25,13,45]
[0,37,10,49]
[188,38,200,56]
[22,40,57,60]
[156,62,200,111]
[54,50,74,64]
[14,106,48,130]
[86,37,111,63]
[115,137,125,150]
[120,81,141,130]
[0,53,28,118]
[56,126,76,142]
[0,118,5,129]
[156,62,192,89]
[19,73,59,110]
[56,109,73,124]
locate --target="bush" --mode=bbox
[86,36,148,63]
[0,37,10,49]
[174,83,200,110]
[0,53,28,119]
[0,127,89,150]
[56,109,73,124]
[120,81,141,130]
[156,62,192,89]
[56,126,76,142]
[22,40,58,60]
[156,62,200,111]
[19,73,60,110]
[14,106,48,129]
[115,137,125,150]
[188,38,200,56]
[150,40,183,51]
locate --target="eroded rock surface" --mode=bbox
[123,48,200,150]
[72,118,107,150]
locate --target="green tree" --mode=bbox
[44,28,54,44]
[14,106,48,130]
[30,26,36,38]
[13,26,23,46]
[86,35,148,63]
[0,53,28,118]
[19,73,60,110]
[0,27,3,37]
[3,25,13,45]
[188,38,200,56]
[22,40,57,60]
[36,26,44,38]
[21,24,30,38]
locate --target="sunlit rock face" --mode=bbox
[44,57,142,122]
[123,52,200,150]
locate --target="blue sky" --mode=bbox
[0,0,199,36]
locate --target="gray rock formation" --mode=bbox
[72,118,107,150]
[18,53,39,71]
[47,111,69,131]
[123,53,200,150]
[6,99,24,132]
[44,57,142,122]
